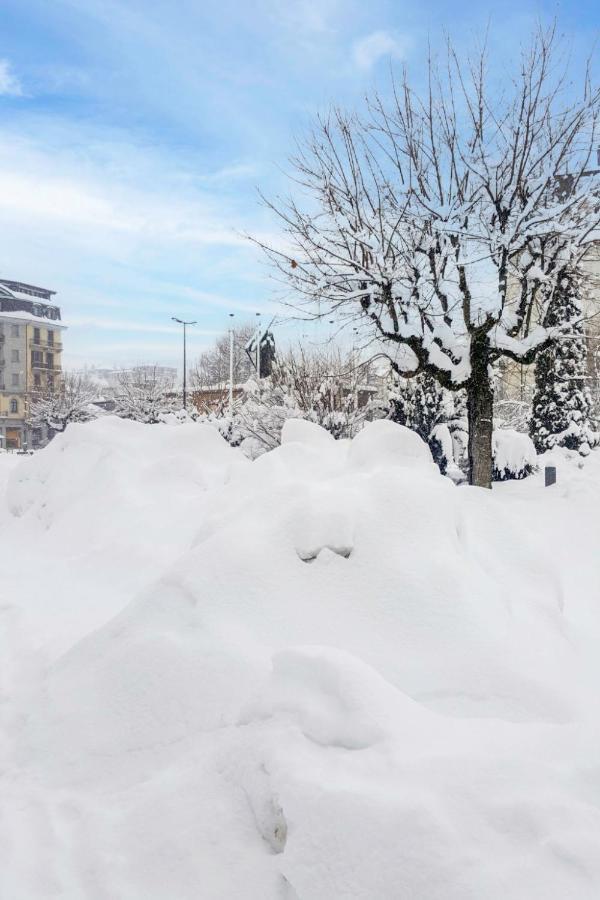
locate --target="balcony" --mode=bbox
[29,338,63,352]
[30,361,62,372]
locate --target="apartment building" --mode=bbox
[0,279,66,450]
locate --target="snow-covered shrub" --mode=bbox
[160,404,246,448]
[229,348,370,457]
[159,407,200,425]
[231,379,305,457]
[208,412,244,447]
[492,429,537,481]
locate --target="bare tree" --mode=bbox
[255,26,600,486]
[113,366,177,423]
[28,372,99,436]
[190,325,256,393]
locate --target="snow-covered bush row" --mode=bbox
[2,416,600,898]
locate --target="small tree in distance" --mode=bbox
[190,325,256,392]
[254,25,600,487]
[114,366,177,424]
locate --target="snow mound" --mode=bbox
[6,416,246,553]
[281,417,336,447]
[245,645,424,749]
[2,417,600,898]
[348,418,437,473]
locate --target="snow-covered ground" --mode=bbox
[1,417,600,899]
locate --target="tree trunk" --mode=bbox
[467,332,494,488]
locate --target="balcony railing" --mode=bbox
[29,339,63,351]
[30,361,62,371]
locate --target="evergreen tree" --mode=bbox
[389,373,464,475]
[530,270,599,456]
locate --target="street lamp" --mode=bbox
[171,317,197,410]
[228,313,235,415]
[255,312,262,378]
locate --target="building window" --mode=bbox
[33,327,41,344]
[46,353,54,368]
[34,373,41,387]
[32,350,43,365]
[11,349,20,362]
[10,399,18,414]
[11,324,19,337]
[47,330,54,345]
[11,373,19,387]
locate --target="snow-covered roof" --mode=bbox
[0,310,67,329]
[0,280,63,327]
[1,288,54,304]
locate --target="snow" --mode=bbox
[281,416,336,447]
[2,416,600,898]
[0,450,21,493]
[347,417,437,472]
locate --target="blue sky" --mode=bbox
[0,0,598,371]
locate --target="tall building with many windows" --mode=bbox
[0,279,66,450]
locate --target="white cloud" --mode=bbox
[0,146,250,249]
[0,59,23,96]
[353,30,409,71]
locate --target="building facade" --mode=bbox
[0,279,66,450]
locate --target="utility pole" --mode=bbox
[171,317,197,409]
[229,313,235,415]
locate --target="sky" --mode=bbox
[0,0,598,372]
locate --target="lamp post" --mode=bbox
[255,312,262,379]
[171,317,197,410]
[228,313,235,415]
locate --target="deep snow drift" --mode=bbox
[1,417,600,899]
